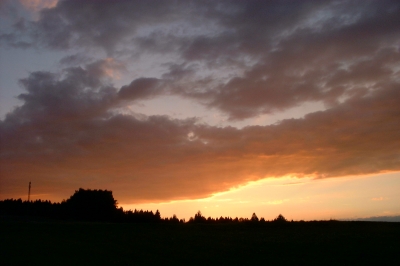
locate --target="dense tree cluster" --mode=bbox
[1,188,291,224]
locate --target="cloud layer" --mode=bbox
[1,0,400,202]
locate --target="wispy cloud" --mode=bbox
[275,182,308,186]
[371,197,389,201]
[262,199,290,205]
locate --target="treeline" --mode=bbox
[0,188,292,224]
[0,189,167,223]
[187,211,288,224]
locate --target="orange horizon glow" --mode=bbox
[119,172,400,221]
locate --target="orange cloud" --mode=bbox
[1,66,399,203]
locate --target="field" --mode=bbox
[1,217,399,265]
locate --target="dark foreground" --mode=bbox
[1,217,399,265]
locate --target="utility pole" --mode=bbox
[28,181,31,202]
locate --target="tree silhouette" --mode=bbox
[155,210,161,220]
[251,213,259,222]
[273,214,287,223]
[192,210,206,223]
[65,188,118,221]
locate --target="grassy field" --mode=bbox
[1,217,399,265]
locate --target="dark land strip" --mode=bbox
[1,218,399,265]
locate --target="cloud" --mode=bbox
[2,1,399,119]
[19,0,58,13]
[1,60,400,203]
[118,78,162,100]
[28,0,192,52]
[371,197,389,201]
[263,199,289,205]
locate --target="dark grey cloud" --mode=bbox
[118,78,161,100]
[59,53,94,67]
[30,0,195,52]
[2,0,399,119]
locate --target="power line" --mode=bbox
[28,181,31,202]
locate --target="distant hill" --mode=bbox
[347,215,400,222]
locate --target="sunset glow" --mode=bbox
[125,172,400,221]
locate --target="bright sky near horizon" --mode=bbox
[1,0,399,221]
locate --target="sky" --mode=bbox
[0,0,399,221]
